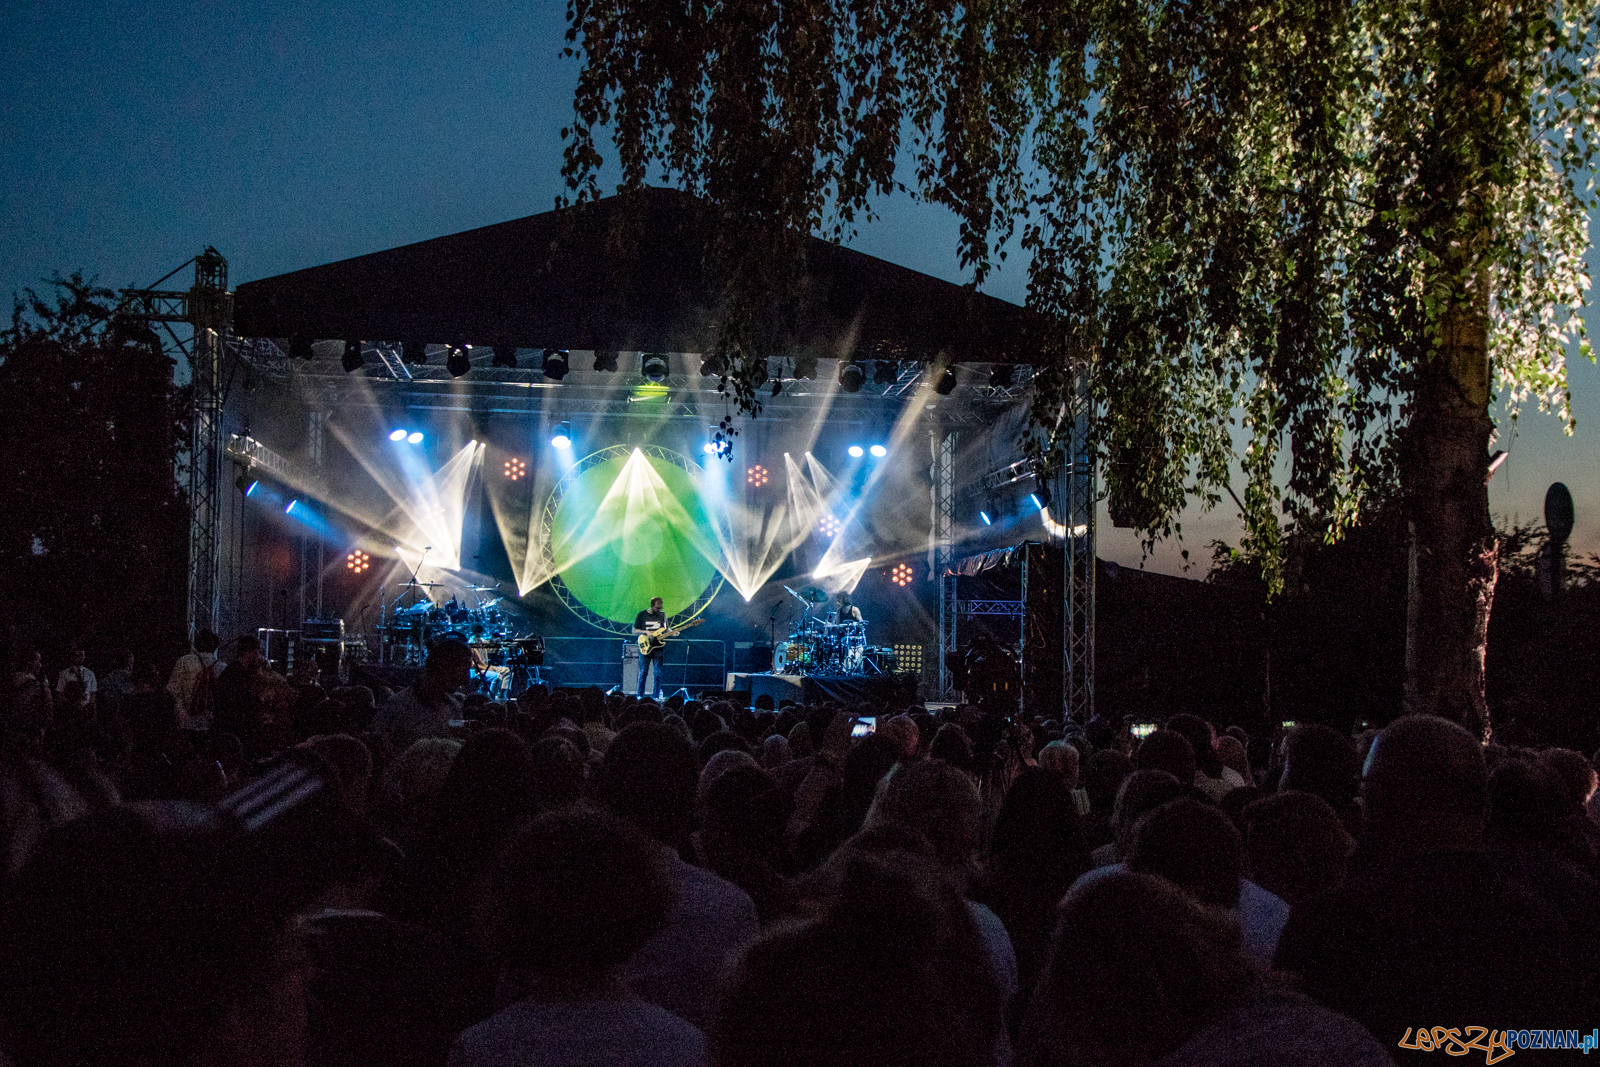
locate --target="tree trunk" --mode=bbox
[1401,295,1498,740]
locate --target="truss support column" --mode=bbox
[1063,358,1096,721]
[933,428,957,699]
[309,411,327,618]
[187,250,231,642]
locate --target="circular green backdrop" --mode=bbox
[548,450,720,625]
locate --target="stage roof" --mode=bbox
[234,187,1043,364]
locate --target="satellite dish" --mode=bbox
[1545,482,1575,543]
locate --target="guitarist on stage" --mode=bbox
[633,596,669,700]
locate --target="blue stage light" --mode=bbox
[551,421,572,450]
[285,500,297,514]
[980,510,993,525]
[406,431,424,444]
[848,445,865,458]
[389,429,407,442]
[1029,493,1044,511]
[869,444,888,458]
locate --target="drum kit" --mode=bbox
[773,585,869,676]
[378,580,542,695]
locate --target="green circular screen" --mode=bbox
[550,452,719,623]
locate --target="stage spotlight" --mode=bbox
[891,562,914,586]
[236,474,258,496]
[989,364,1015,388]
[445,346,472,378]
[551,421,572,450]
[848,445,865,458]
[341,339,363,373]
[346,550,369,573]
[793,353,818,379]
[1030,491,1051,511]
[406,431,424,445]
[503,457,526,481]
[838,360,864,393]
[402,340,426,365]
[491,345,519,368]
[388,429,408,442]
[818,514,841,538]
[542,349,569,381]
[702,442,717,455]
[873,360,898,385]
[593,349,619,373]
[980,510,993,525]
[700,352,727,376]
[285,499,298,514]
[934,367,958,395]
[746,465,769,486]
[642,352,669,382]
[869,444,888,458]
[288,335,314,360]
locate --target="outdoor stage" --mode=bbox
[195,188,1095,713]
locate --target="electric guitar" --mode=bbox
[637,617,705,655]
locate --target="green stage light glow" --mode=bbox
[549,450,719,623]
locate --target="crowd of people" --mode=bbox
[3,632,1598,1066]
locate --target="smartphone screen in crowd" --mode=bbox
[852,717,877,738]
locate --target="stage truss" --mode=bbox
[537,444,725,636]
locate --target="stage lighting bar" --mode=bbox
[542,349,569,381]
[838,359,864,393]
[503,457,526,481]
[818,514,841,538]
[236,474,259,497]
[446,346,472,378]
[891,563,914,586]
[934,367,958,395]
[346,550,369,573]
[285,499,298,514]
[746,465,769,487]
[989,364,1015,389]
[980,510,993,525]
[551,421,572,450]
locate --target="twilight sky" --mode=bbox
[4,0,1596,573]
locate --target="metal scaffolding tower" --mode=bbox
[932,428,957,698]
[122,249,233,641]
[1061,359,1096,720]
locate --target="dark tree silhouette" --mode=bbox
[0,273,189,665]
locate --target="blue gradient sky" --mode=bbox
[4,0,1596,573]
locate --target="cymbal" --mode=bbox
[402,580,444,587]
[468,584,499,591]
[800,586,829,604]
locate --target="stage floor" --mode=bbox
[729,671,920,708]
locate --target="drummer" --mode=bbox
[830,591,863,624]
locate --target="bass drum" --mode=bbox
[773,640,811,673]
